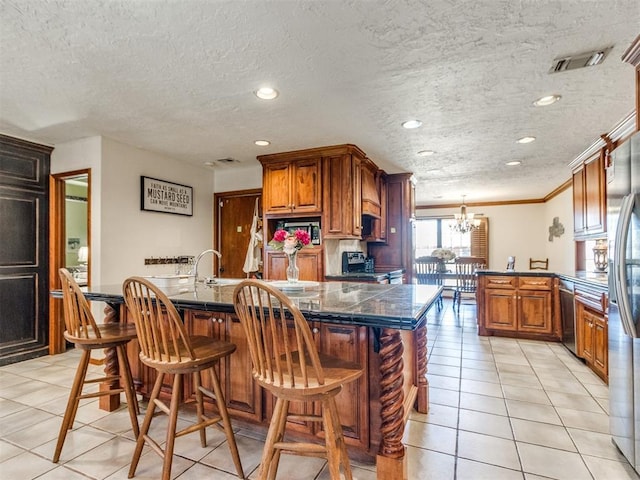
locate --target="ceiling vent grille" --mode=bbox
[215,157,239,164]
[549,46,613,73]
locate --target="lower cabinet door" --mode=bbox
[518,290,553,334]
[484,289,517,330]
[593,315,608,379]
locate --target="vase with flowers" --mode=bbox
[268,228,311,283]
[431,248,456,273]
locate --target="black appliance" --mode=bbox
[276,219,321,245]
[342,251,374,273]
[558,279,576,355]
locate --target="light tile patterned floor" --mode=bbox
[0,300,638,479]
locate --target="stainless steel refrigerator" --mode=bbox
[608,130,640,474]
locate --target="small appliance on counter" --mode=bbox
[342,251,374,274]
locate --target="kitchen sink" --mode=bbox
[206,278,245,286]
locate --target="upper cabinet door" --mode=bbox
[263,162,292,213]
[262,158,322,215]
[292,157,322,213]
[573,151,606,238]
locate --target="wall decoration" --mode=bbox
[141,176,193,216]
[548,217,565,242]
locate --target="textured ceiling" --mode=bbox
[1,0,638,205]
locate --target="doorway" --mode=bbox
[214,189,262,279]
[49,169,91,354]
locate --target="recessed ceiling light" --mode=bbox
[203,161,215,167]
[255,87,279,100]
[533,94,561,107]
[417,150,435,157]
[402,119,422,129]
[254,140,270,146]
[505,161,522,166]
[517,136,536,144]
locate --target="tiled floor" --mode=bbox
[1,299,638,479]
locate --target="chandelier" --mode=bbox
[451,196,481,234]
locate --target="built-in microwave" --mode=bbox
[276,220,321,245]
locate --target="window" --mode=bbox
[415,217,489,264]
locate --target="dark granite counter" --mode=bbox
[60,280,440,331]
[477,269,608,291]
[324,268,404,283]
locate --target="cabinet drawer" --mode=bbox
[575,288,607,313]
[484,276,516,289]
[518,277,552,290]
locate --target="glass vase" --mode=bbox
[286,252,300,283]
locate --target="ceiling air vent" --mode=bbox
[549,46,613,73]
[215,157,239,164]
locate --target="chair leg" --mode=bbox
[116,345,139,437]
[53,349,91,463]
[327,396,353,480]
[161,374,182,480]
[129,372,163,479]
[267,399,289,480]
[322,397,343,480]
[193,371,207,448]
[208,367,245,479]
[260,397,286,480]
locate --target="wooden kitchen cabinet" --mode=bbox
[323,147,365,239]
[262,322,370,450]
[261,157,322,215]
[184,310,262,422]
[361,158,381,218]
[368,173,415,283]
[363,170,388,243]
[263,248,324,282]
[572,151,606,238]
[478,274,559,340]
[575,286,608,382]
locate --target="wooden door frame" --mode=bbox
[214,188,262,277]
[49,169,91,354]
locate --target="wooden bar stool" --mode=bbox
[122,276,244,480]
[233,280,363,480]
[54,268,140,463]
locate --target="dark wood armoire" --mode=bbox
[0,134,52,365]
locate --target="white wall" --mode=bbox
[543,188,575,274]
[214,164,262,192]
[416,189,574,272]
[51,136,217,285]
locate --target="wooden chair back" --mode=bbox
[59,268,100,340]
[233,280,325,390]
[122,276,196,365]
[529,258,549,270]
[454,256,486,293]
[415,256,442,285]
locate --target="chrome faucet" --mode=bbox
[193,249,222,283]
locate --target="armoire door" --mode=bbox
[0,135,52,365]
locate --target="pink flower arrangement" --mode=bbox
[268,229,311,254]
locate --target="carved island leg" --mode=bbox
[415,322,429,413]
[376,328,407,480]
[99,302,121,411]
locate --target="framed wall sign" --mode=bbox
[141,176,193,216]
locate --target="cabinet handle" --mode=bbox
[312,327,319,334]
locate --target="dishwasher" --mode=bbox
[558,280,577,355]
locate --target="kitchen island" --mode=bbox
[54,281,441,480]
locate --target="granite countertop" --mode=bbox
[325,269,404,281]
[54,280,440,331]
[477,269,608,290]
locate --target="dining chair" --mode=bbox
[122,277,245,480]
[529,258,549,270]
[53,268,140,463]
[452,257,486,311]
[232,279,363,480]
[415,256,444,309]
